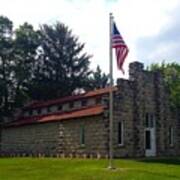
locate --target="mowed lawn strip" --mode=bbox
[0,158,179,180]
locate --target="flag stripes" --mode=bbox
[112,21,129,73]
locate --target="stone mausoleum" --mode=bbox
[1,62,179,158]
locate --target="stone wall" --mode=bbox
[151,69,178,156]
[108,61,179,158]
[1,115,108,158]
[113,79,134,157]
[1,122,60,156]
[124,61,179,157]
[1,61,179,158]
[58,115,108,158]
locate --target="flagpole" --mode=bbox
[108,12,114,169]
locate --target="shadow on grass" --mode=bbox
[136,157,180,165]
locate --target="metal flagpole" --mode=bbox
[108,12,114,169]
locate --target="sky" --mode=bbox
[0,0,180,79]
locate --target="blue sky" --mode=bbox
[0,0,179,79]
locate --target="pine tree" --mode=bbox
[0,16,14,118]
[29,22,92,100]
[13,22,40,107]
[86,65,109,90]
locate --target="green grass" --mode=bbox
[0,157,179,180]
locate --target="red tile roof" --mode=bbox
[24,87,117,109]
[7,105,105,127]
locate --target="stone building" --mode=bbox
[1,62,179,158]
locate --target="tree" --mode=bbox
[86,65,109,90]
[13,23,40,107]
[0,18,40,119]
[0,16,13,117]
[0,17,108,119]
[148,61,180,110]
[29,22,92,100]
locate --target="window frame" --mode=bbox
[145,113,155,128]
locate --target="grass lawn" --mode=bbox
[0,157,179,180]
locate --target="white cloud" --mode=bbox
[136,1,180,65]
[0,0,179,80]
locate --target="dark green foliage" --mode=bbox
[148,61,180,110]
[0,16,108,121]
[86,65,109,90]
[13,23,41,107]
[0,16,13,37]
[0,16,14,117]
[0,20,40,119]
[29,23,92,100]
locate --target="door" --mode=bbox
[145,128,156,156]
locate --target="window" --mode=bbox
[145,113,155,128]
[29,110,33,116]
[37,109,41,115]
[62,103,69,111]
[145,130,151,149]
[150,114,154,127]
[58,105,62,111]
[24,111,29,117]
[169,127,174,146]
[47,107,51,113]
[69,102,74,109]
[80,125,85,146]
[81,99,87,107]
[96,97,101,104]
[118,122,124,145]
[32,110,38,115]
[145,113,149,127]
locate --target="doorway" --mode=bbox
[145,113,156,157]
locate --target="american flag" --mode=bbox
[112,21,129,74]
